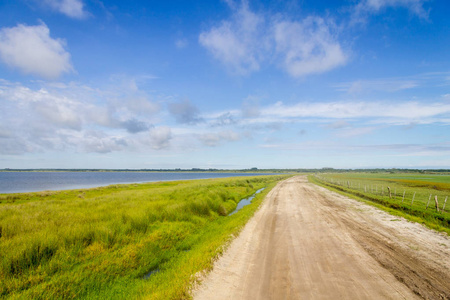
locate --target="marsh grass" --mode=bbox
[0,175,289,299]
[310,174,450,234]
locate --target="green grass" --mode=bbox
[340,173,450,184]
[0,175,290,299]
[310,173,450,235]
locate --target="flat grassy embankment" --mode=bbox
[0,175,289,299]
[309,173,450,234]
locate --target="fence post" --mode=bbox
[402,191,405,203]
[434,196,439,212]
[411,192,416,206]
[387,186,392,198]
[443,196,448,212]
[426,194,432,210]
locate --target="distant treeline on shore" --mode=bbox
[2,168,450,174]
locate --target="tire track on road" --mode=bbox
[193,176,449,300]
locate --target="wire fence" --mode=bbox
[313,174,449,215]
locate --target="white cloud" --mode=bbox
[168,99,203,125]
[323,120,377,138]
[353,0,429,22]
[149,126,172,150]
[259,140,338,151]
[33,95,82,130]
[2,85,82,130]
[211,112,238,127]
[199,130,240,147]
[335,79,418,94]
[120,119,150,134]
[126,96,161,115]
[242,96,260,118]
[43,0,88,19]
[82,131,127,153]
[199,2,264,75]
[273,17,347,77]
[327,120,351,129]
[1,77,448,158]
[335,72,450,95]
[201,96,450,132]
[0,79,163,154]
[258,142,450,160]
[0,126,11,138]
[0,138,33,155]
[335,126,377,138]
[260,100,450,122]
[199,3,347,77]
[0,23,73,79]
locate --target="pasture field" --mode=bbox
[310,173,450,234]
[0,175,289,299]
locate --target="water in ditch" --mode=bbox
[229,188,265,216]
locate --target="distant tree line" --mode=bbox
[1,168,450,174]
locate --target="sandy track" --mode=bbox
[193,176,450,300]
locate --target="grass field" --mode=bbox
[0,175,289,299]
[310,173,450,234]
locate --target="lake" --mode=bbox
[0,171,276,194]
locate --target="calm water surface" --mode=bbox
[229,187,265,216]
[0,172,275,194]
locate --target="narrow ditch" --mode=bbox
[143,268,160,280]
[229,188,265,216]
[142,188,265,280]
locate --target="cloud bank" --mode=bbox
[0,79,162,154]
[1,77,449,167]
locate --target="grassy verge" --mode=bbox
[309,175,450,235]
[0,175,290,299]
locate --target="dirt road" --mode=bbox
[193,176,450,300]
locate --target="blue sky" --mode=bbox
[0,0,449,169]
